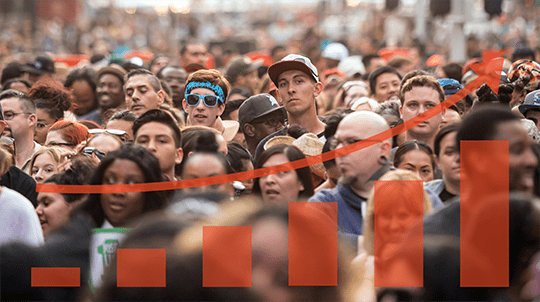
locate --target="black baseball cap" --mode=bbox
[238,94,287,129]
[22,55,55,75]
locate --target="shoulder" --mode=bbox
[309,185,342,202]
[424,179,445,193]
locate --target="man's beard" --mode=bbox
[340,175,357,187]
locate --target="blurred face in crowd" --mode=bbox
[344,85,369,107]
[135,122,182,180]
[440,109,461,128]
[276,70,322,117]
[35,108,58,145]
[239,70,260,93]
[181,44,208,68]
[31,152,58,183]
[396,149,434,182]
[125,74,165,116]
[7,81,30,94]
[525,110,540,131]
[182,87,225,128]
[181,153,232,198]
[372,73,400,103]
[1,97,35,140]
[161,67,188,103]
[87,134,122,155]
[245,111,286,143]
[36,192,75,236]
[400,86,444,139]
[494,120,538,193]
[366,57,386,74]
[106,119,134,142]
[437,131,460,185]
[259,153,304,203]
[151,57,170,75]
[71,80,97,116]
[97,74,125,110]
[101,159,145,227]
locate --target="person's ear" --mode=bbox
[399,105,403,118]
[175,148,183,165]
[28,113,36,127]
[182,99,188,112]
[0,120,5,133]
[157,90,165,106]
[217,103,225,116]
[243,124,255,137]
[313,82,323,97]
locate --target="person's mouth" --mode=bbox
[131,104,145,113]
[264,189,280,198]
[108,201,125,212]
[193,114,207,122]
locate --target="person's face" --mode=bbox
[135,122,182,178]
[334,120,388,186]
[437,132,460,184]
[45,130,77,150]
[440,109,461,128]
[87,135,122,155]
[367,58,386,73]
[181,153,231,197]
[182,87,225,127]
[243,70,260,92]
[375,203,420,261]
[372,73,400,103]
[161,67,188,103]
[396,149,434,182]
[400,86,444,138]
[525,110,540,131]
[101,159,145,227]
[494,120,538,193]
[97,74,125,110]
[125,74,164,116]
[182,44,207,67]
[71,80,97,116]
[252,217,290,302]
[106,119,134,142]
[31,153,58,184]
[276,70,321,117]
[35,108,57,145]
[259,153,304,203]
[151,57,170,75]
[344,85,369,106]
[36,192,73,236]
[248,111,286,142]
[1,97,34,139]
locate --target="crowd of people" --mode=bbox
[1,18,540,301]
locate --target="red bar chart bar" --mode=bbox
[31,267,80,287]
[374,180,424,287]
[289,202,338,286]
[461,141,509,287]
[117,249,167,287]
[203,226,252,287]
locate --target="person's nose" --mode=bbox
[147,139,157,152]
[195,97,206,110]
[131,90,141,102]
[36,203,44,215]
[34,170,44,183]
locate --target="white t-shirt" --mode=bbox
[0,186,44,246]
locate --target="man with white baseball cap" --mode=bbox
[321,42,349,72]
[253,54,326,163]
[519,89,540,131]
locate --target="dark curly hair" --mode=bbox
[28,79,73,120]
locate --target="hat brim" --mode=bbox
[21,65,45,75]
[245,59,264,75]
[519,104,540,116]
[246,106,287,126]
[222,120,240,142]
[268,61,318,86]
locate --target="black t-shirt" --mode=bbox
[0,166,38,207]
[439,187,456,203]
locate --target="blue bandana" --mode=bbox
[185,81,225,103]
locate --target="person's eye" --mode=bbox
[279,82,286,88]
[126,92,133,97]
[140,89,147,94]
[422,169,431,174]
[408,103,418,108]
[295,79,303,84]
[31,169,38,175]
[45,168,53,173]
[426,103,435,109]
[104,177,116,184]
[380,85,387,90]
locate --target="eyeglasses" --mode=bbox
[3,111,27,120]
[329,137,363,150]
[185,94,223,107]
[83,147,106,160]
[251,116,285,128]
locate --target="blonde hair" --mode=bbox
[29,146,64,174]
[363,169,433,255]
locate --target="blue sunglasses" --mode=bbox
[185,94,223,107]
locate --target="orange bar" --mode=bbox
[31,267,80,287]
[289,202,338,286]
[203,226,252,287]
[374,180,424,287]
[117,249,167,287]
[461,141,509,287]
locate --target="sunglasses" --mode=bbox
[185,94,223,107]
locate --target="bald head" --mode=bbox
[339,111,390,140]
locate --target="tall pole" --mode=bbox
[449,0,466,62]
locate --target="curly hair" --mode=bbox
[29,79,73,120]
